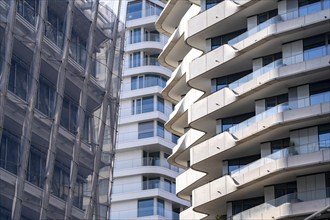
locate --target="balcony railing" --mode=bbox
[228,4,330,46]
[143,57,160,66]
[114,157,179,173]
[112,179,176,194]
[110,208,180,220]
[231,187,330,220]
[231,140,330,177]
[227,92,330,134]
[120,105,173,117]
[228,59,283,90]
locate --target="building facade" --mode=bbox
[110,0,189,219]
[156,0,330,219]
[0,0,124,219]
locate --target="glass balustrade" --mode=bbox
[228,92,330,135]
[114,157,180,172]
[120,105,173,117]
[232,187,330,220]
[231,140,330,177]
[110,208,180,220]
[112,180,176,194]
[228,59,283,90]
[228,3,330,46]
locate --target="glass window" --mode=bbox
[299,0,322,16]
[157,96,164,113]
[142,96,154,113]
[227,155,260,174]
[138,199,154,217]
[143,151,160,166]
[210,29,246,50]
[157,121,164,138]
[130,52,141,67]
[37,77,55,117]
[211,70,251,93]
[164,179,171,192]
[271,138,290,153]
[265,94,288,110]
[274,182,297,200]
[9,57,30,101]
[172,134,180,144]
[232,197,264,215]
[143,176,160,189]
[138,121,154,139]
[310,79,330,105]
[131,76,137,90]
[130,28,141,43]
[27,150,45,188]
[303,33,329,60]
[0,133,19,175]
[127,0,142,20]
[17,0,39,25]
[206,0,224,10]
[319,124,330,148]
[220,112,255,133]
[262,52,282,66]
[257,9,278,25]
[157,199,165,216]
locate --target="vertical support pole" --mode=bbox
[84,1,122,218]
[38,0,75,219]
[64,0,99,219]
[11,0,48,219]
[0,0,17,148]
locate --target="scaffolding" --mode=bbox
[0,0,125,219]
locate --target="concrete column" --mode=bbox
[260,142,271,157]
[264,185,275,202]
[226,202,233,218]
[255,99,266,115]
[282,40,303,65]
[252,58,263,71]
[222,160,228,175]
[247,16,258,30]
[12,0,48,219]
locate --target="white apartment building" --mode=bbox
[110,0,189,219]
[0,0,124,219]
[156,0,330,219]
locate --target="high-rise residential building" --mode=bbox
[0,0,124,219]
[157,0,330,219]
[110,0,189,219]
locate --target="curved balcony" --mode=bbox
[155,0,192,36]
[168,128,205,169]
[231,188,330,220]
[166,89,203,135]
[192,149,330,217]
[119,107,171,125]
[176,168,207,201]
[114,156,180,178]
[124,65,172,79]
[188,51,330,133]
[191,96,330,173]
[187,8,330,93]
[180,207,207,220]
[116,131,175,151]
[161,48,203,103]
[126,14,160,28]
[186,0,260,51]
[111,187,189,205]
[125,40,165,53]
[110,206,186,220]
[121,85,164,100]
[158,4,200,69]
